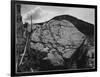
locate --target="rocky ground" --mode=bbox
[16,15,95,73]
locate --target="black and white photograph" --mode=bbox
[11,0,97,76]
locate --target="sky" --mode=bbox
[21,4,95,25]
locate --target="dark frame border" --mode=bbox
[11,0,97,76]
